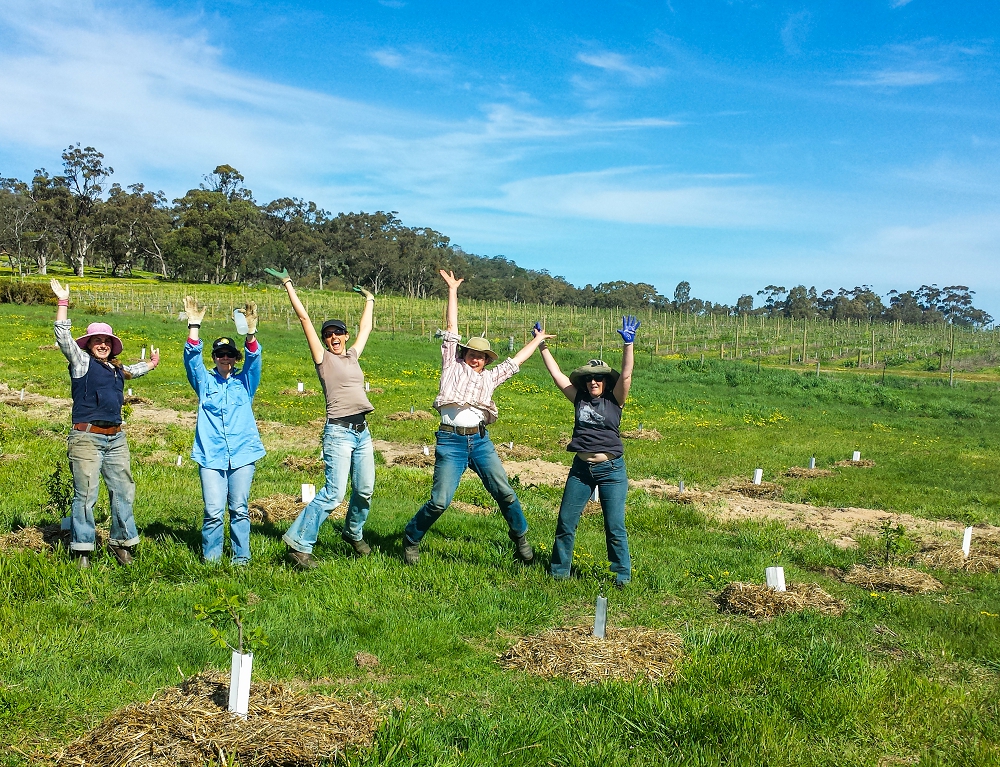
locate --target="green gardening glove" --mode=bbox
[264,267,290,284]
[353,285,375,301]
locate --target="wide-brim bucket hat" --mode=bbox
[75,322,123,357]
[457,335,499,363]
[569,359,620,389]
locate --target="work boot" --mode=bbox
[342,532,371,557]
[107,543,133,566]
[75,553,90,570]
[402,536,420,565]
[508,530,534,564]
[286,547,317,570]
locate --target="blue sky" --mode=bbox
[1,0,998,313]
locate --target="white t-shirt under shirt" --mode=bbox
[438,404,484,427]
[315,348,374,419]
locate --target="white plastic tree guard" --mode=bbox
[766,567,786,592]
[228,651,253,719]
[753,468,764,485]
[963,527,973,558]
[301,484,316,504]
[853,451,861,462]
[593,594,608,639]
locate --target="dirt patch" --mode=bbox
[139,450,186,466]
[503,458,569,488]
[784,467,836,479]
[498,625,683,684]
[834,459,876,468]
[725,479,783,500]
[843,565,943,594]
[0,452,25,461]
[451,500,494,516]
[717,582,845,619]
[124,395,152,405]
[42,671,380,767]
[495,442,542,460]
[621,428,662,440]
[0,523,106,552]
[129,403,196,428]
[393,453,435,468]
[37,343,59,351]
[385,410,434,421]
[353,652,380,669]
[629,478,705,504]
[282,455,324,472]
[257,421,322,453]
[913,539,1000,574]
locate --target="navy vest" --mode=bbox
[70,358,125,424]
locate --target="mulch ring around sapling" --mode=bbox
[280,387,318,396]
[725,479,783,499]
[249,495,347,524]
[783,467,836,479]
[0,523,106,552]
[621,428,662,440]
[42,671,381,767]
[843,564,943,593]
[495,442,542,460]
[450,500,494,516]
[834,459,876,468]
[717,582,846,619]
[282,455,324,472]
[385,409,434,421]
[498,626,683,684]
[913,539,1000,574]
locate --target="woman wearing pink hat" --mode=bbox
[50,279,160,568]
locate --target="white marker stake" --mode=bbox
[753,468,764,485]
[176,455,183,467]
[141,347,146,360]
[593,594,608,639]
[809,456,816,470]
[422,445,429,456]
[962,526,973,558]
[228,651,253,719]
[19,388,25,401]
[301,484,316,504]
[508,441,514,450]
[853,450,861,462]
[590,486,599,503]
[365,381,370,392]
[127,388,133,397]
[639,422,644,433]
[678,480,685,493]
[297,381,304,393]
[410,405,414,414]
[765,566,786,592]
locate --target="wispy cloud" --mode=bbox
[837,68,948,87]
[369,46,453,79]
[891,0,915,7]
[576,51,666,85]
[780,10,812,56]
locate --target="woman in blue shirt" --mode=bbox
[182,296,265,564]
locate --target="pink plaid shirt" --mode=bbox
[432,331,519,425]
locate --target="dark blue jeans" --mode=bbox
[404,428,528,543]
[550,455,631,584]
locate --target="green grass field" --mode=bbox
[2,295,1000,766]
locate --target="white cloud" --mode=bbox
[837,69,947,87]
[780,10,812,56]
[576,51,666,85]
[368,46,453,79]
[891,0,915,7]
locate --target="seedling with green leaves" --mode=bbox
[194,592,268,656]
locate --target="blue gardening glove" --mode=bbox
[532,321,543,337]
[618,315,640,344]
[264,267,290,284]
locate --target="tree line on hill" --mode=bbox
[0,144,991,326]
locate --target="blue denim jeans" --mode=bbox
[404,428,528,543]
[283,423,375,554]
[199,462,256,564]
[67,429,140,552]
[550,455,631,585]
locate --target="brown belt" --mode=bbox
[73,422,122,435]
[439,423,485,437]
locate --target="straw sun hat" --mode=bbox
[569,359,620,389]
[458,336,499,363]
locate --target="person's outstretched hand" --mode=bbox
[243,302,258,334]
[618,315,640,344]
[531,321,543,337]
[439,269,464,289]
[183,296,206,325]
[264,267,290,284]
[353,285,375,301]
[148,347,160,370]
[50,279,69,301]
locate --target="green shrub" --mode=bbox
[0,280,54,305]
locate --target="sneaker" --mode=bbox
[75,553,90,570]
[402,537,420,565]
[614,580,629,590]
[342,532,371,557]
[508,530,534,564]
[286,548,317,570]
[107,543,133,566]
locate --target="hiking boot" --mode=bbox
[286,547,317,570]
[508,530,534,564]
[107,543,133,566]
[342,532,371,557]
[402,537,420,565]
[75,553,90,570]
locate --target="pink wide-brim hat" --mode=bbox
[75,322,124,357]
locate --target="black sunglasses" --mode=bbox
[323,329,348,338]
[582,374,606,383]
[214,351,238,359]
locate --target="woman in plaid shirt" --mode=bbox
[402,269,553,565]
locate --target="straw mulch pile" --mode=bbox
[495,442,542,460]
[834,459,876,468]
[249,495,302,524]
[353,652,380,669]
[393,452,435,468]
[717,582,846,619]
[280,388,318,397]
[784,467,836,479]
[282,455,324,472]
[582,500,604,516]
[621,428,662,441]
[385,410,434,421]
[913,540,1000,574]
[43,671,381,767]
[451,500,494,516]
[844,565,942,593]
[728,480,783,499]
[498,626,683,684]
[0,523,106,552]
[124,395,152,405]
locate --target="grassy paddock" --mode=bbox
[1,297,1000,766]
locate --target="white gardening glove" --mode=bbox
[183,296,206,326]
[50,279,70,301]
[242,302,258,335]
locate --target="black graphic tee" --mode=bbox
[566,389,623,457]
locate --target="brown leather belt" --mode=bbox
[439,423,485,437]
[73,422,122,435]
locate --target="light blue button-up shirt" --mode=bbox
[184,340,266,470]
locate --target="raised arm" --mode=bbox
[51,279,90,377]
[613,315,638,405]
[533,324,576,402]
[51,278,69,322]
[266,268,325,365]
[440,269,463,334]
[351,286,375,358]
[183,296,206,343]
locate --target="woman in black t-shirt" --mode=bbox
[536,316,639,587]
